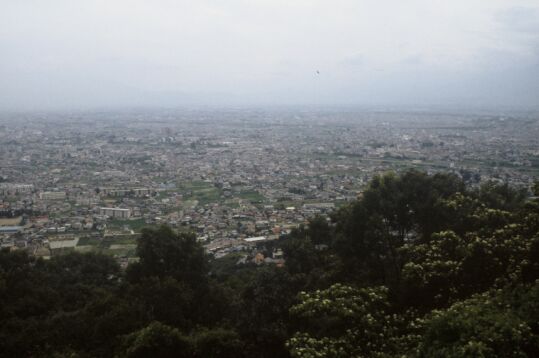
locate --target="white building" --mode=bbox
[0,183,34,195]
[40,191,66,200]
[100,187,153,197]
[100,207,131,219]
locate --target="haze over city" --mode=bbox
[1,0,538,110]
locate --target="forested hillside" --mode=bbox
[1,170,538,357]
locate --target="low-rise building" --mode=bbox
[100,207,131,219]
[41,191,66,200]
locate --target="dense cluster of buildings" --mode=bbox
[1,109,537,263]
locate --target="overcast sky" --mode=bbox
[1,0,538,110]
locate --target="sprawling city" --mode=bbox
[2,109,537,266]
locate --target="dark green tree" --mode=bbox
[193,327,245,358]
[118,321,194,358]
[417,284,539,357]
[128,225,208,287]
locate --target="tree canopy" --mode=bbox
[1,170,538,357]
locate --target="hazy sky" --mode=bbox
[1,0,538,110]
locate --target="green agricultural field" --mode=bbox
[192,187,222,205]
[180,181,214,190]
[108,218,148,232]
[102,247,137,257]
[77,236,101,246]
[237,190,265,203]
[180,181,222,206]
[74,245,95,253]
[223,199,240,208]
[181,200,198,209]
[76,235,139,257]
[101,236,138,246]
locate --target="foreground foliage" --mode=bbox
[0,170,538,357]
